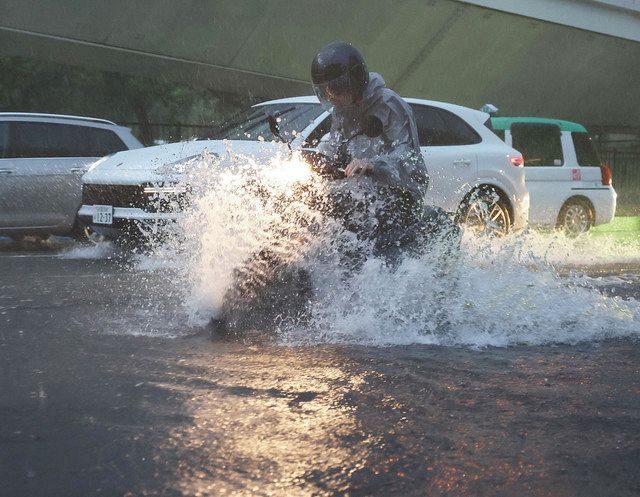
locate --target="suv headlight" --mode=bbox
[85,155,110,174]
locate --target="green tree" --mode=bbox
[0,56,249,144]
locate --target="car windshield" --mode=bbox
[215,103,325,141]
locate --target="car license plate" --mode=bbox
[93,205,113,225]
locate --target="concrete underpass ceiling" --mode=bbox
[1,0,640,127]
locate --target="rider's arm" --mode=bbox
[316,116,342,163]
[369,97,429,199]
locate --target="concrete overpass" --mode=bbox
[1,0,640,127]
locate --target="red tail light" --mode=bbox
[600,164,612,186]
[510,155,524,167]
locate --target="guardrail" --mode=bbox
[601,150,640,215]
[601,150,640,189]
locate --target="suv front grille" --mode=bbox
[82,184,187,213]
[82,184,147,208]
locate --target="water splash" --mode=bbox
[293,233,638,347]
[59,241,115,259]
[137,150,639,347]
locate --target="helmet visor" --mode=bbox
[312,73,352,110]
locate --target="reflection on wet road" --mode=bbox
[0,253,639,496]
[163,346,371,496]
[162,342,640,497]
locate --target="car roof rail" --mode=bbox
[0,112,118,126]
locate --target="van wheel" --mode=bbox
[557,199,593,236]
[459,188,511,236]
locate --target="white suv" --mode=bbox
[0,113,142,239]
[79,97,529,240]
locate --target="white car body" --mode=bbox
[493,117,616,231]
[80,97,529,238]
[0,113,142,237]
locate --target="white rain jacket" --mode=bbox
[318,72,429,201]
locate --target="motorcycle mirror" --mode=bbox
[267,114,291,150]
[266,113,292,150]
[363,115,383,138]
[267,114,282,140]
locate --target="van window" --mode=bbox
[572,132,600,167]
[511,123,563,166]
[411,105,481,146]
[5,122,127,158]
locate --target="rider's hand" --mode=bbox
[345,158,373,177]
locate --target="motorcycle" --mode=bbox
[208,114,460,338]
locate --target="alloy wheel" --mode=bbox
[463,192,510,236]
[561,203,592,236]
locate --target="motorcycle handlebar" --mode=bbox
[300,150,372,180]
[300,150,346,179]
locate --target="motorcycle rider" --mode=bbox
[310,41,429,262]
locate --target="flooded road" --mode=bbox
[1,251,639,496]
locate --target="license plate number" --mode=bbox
[93,205,113,225]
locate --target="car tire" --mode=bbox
[557,198,594,237]
[458,187,511,236]
[70,218,91,243]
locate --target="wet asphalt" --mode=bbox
[1,245,639,497]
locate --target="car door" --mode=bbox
[507,123,566,225]
[410,104,479,212]
[0,121,48,229]
[0,121,127,230]
[0,122,19,226]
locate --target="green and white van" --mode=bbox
[491,117,616,235]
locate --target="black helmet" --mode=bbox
[311,42,369,109]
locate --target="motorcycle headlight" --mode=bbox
[265,155,313,185]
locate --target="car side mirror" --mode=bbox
[363,115,383,138]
